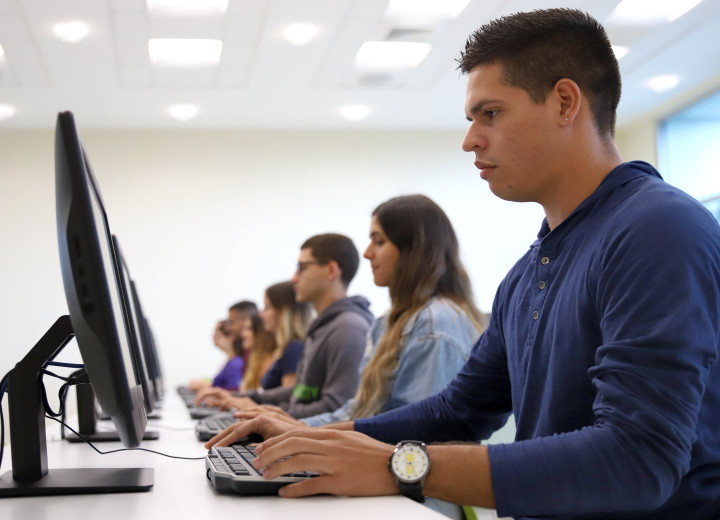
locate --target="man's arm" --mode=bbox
[252,428,496,507]
[246,384,294,406]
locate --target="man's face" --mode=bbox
[291,248,329,304]
[462,63,563,205]
[226,309,250,338]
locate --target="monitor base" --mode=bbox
[65,430,160,443]
[0,467,154,497]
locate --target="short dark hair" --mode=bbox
[457,8,621,138]
[228,300,258,316]
[301,233,359,288]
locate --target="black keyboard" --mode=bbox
[215,445,260,476]
[195,412,241,441]
[188,404,223,419]
[205,444,315,495]
[176,385,196,407]
[204,415,236,431]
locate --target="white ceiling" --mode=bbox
[1,0,720,130]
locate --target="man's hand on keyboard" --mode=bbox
[252,429,396,498]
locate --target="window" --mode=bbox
[658,89,720,222]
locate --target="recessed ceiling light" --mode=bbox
[355,42,431,70]
[339,105,370,122]
[0,104,17,120]
[147,0,228,16]
[611,45,629,60]
[385,0,471,25]
[149,39,222,67]
[283,23,319,46]
[610,0,704,24]
[0,44,5,58]
[53,21,90,43]
[647,74,679,93]
[167,104,199,121]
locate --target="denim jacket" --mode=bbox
[302,297,481,427]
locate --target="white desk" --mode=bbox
[1,393,502,520]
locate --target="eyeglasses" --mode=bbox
[296,260,325,273]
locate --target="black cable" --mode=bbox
[40,374,74,418]
[1,363,91,468]
[0,369,12,470]
[45,416,206,461]
[45,361,85,369]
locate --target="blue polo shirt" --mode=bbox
[356,161,720,519]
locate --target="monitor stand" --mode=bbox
[64,375,159,443]
[0,315,154,497]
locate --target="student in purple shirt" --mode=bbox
[188,300,257,392]
[196,282,312,402]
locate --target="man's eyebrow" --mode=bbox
[466,99,501,120]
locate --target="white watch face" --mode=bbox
[391,444,429,483]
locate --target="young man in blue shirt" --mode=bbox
[206,9,720,519]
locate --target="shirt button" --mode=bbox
[532,311,539,320]
[538,281,546,290]
[540,256,550,265]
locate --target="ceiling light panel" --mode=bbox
[610,0,704,24]
[385,0,471,26]
[53,21,90,43]
[283,23,319,46]
[339,105,370,122]
[647,74,680,92]
[167,104,198,121]
[0,104,16,120]
[148,38,222,67]
[611,45,629,60]
[147,0,228,17]
[355,42,431,70]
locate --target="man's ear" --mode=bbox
[326,260,341,282]
[554,77,581,125]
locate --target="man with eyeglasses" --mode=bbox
[241,233,373,418]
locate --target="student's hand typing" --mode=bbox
[252,429,397,498]
[204,414,310,449]
[222,396,258,411]
[194,387,231,406]
[234,405,295,421]
[187,379,210,392]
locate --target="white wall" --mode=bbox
[0,127,544,396]
[3,98,715,447]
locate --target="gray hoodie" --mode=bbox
[251,295,373,418]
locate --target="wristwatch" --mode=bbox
[388,440,430,502]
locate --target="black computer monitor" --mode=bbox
[112,235,162,415]
[0,111,153,496]
[64,235,161,442]
[131,281,165,405]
